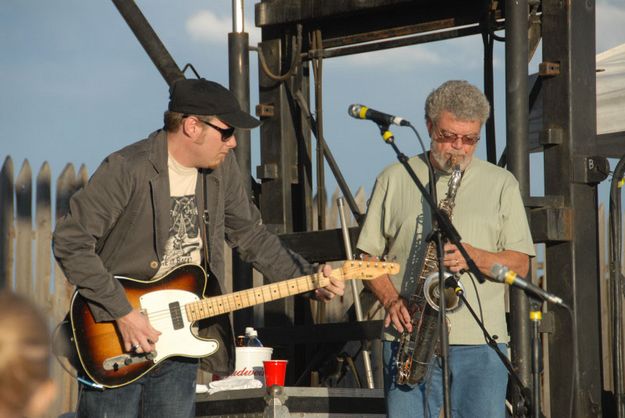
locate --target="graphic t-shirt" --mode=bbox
[155,154,203,277]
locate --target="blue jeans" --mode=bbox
[77,358,199,418]
[383,341,509,418]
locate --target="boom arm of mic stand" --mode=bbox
[447,277,533,416]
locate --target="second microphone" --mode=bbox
[348,104,411,127]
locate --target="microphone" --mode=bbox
[490,264,566,307]
[348,104,410,127]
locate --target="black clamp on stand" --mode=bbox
[375,123,485,418]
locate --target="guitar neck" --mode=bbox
[185,270,335,322]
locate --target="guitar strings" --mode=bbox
[141,277,324,323]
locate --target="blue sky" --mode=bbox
[1,1,624,218]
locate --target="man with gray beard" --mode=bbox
[357,80,535,417]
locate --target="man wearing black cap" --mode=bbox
[53,78,344,418]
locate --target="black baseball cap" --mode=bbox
[168,78,261,129]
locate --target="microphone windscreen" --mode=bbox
[348,104,363,118]
[490,263,506,280]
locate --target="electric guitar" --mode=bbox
[69,260,399,388]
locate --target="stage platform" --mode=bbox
[195,386,386,417]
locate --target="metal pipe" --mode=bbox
[302,26,481,61]
[505,0,531,414]
[292,90,363,224]
[337,197,375,389]
[228,32,252,192]
[229,0,254,334]
[312,31,326,231]
[111,0,183,86]
[232,0,245,33]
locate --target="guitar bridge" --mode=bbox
[102,351,157,371]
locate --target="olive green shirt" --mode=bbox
[357,155,535,344]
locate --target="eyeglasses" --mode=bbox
[433,126,480,145]
[182,115,236,142]
[199,119,236,142]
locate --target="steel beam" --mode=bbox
[542,0,603,416]
[111,0,183,86]
[505,0,532,415]
[256,0,502,45]
[257,38,298,236]
[256,33,315,335]
[229,1,255,336]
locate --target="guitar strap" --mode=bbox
[197,169,235,375]
[200,169,210,268]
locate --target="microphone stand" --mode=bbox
[529,297,544,418]
[444,275,534,418]
[433,228,452,418]
[375,123,486,418]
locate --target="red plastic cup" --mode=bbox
[263,360,288,387]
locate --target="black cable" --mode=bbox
[565,304,577,418]
[51,320,104,390]
[257,25,302,82]
[449,277,532,417]
[467,274,486,338]
[609,154,625,417]
[480,1,498,164]
[181,63,200,79]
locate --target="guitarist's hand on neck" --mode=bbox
[116,309,162,354]
[313,264,346,302]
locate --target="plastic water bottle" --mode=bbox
[243,327,255,345]
[246,329,263,347]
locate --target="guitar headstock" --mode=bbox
[339,259,400,280]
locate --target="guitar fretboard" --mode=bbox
[185,272,331,321]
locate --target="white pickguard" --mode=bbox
[139,289,219,363]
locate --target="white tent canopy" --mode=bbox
[528,42,625,151]
[597,43,625,135]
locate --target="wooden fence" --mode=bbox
[3,155,624,418]
[0,156,368,417]
[1,157,89,417]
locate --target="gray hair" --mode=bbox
[424,80,491,125]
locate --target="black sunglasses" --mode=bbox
[199,119,236,142]
[183,115,235,142]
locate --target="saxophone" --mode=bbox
[395,162,464,385]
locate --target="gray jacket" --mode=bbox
[53,129,312,373]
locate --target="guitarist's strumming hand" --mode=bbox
[313,264,346,301]
[116,308,162,354]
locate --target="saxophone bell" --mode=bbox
[423,271,464,312]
